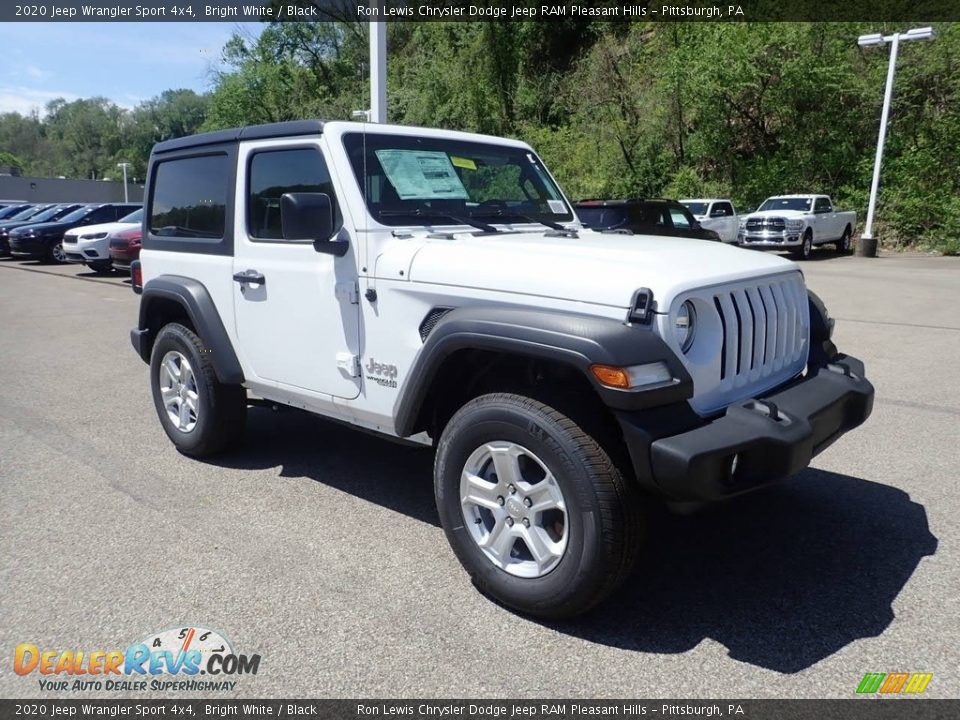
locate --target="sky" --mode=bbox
[0,23,262,115]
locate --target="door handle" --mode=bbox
[233,270,266,285]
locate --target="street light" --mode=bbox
[116,162,132,203]
[856,26,936,257]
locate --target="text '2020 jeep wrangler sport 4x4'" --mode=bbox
[130,120,873,618]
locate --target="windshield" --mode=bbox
[29,205,78,223]
[681,202,709,216]
[343,133,572,227]
[758,197,812,212]
[58,206,96,223]
[0,205,27,220]
[119,208,143,223]
[7,206,46,221]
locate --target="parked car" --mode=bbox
[63,208,143,273]
[738,194,857,259]
[679,198,739,243]
[108,224,143,273]
[9,203,140,263]
[574,199,722,241]
[129,120,873,619]
[0,203,33,221]
[0,204,81,256]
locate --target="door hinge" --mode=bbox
[337,352,361,377]
[335,281,359,304]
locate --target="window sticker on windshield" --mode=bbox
[375,150,469,200]
[547,199,566,214]
[450,156,477,171]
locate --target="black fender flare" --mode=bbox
[392,305,692,437]
[132,275,244,385]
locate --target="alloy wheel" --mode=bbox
[158,350,200,433]
[460,442,568,578]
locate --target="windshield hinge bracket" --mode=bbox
[335,281,360,304]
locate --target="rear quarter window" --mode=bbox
[150,154,229,239]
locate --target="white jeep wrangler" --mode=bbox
[130,121,873,618]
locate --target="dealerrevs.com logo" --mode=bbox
[14,626,260,692]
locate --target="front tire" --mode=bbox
[149,323,246,457]
[794,230,813,260]
[49,241,68,264]
[88,260,113,274]
[435,393,642,618]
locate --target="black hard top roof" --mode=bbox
[152,120,325,154]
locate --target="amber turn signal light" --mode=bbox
[590,364,631,389]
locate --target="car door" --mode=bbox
[666,204,710,239]
[232,138,361,399]
[812,197,833,242]
[713,202,737,242]
[696,202,721,235]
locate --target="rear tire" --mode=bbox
[835,226,852,254]
[149,323,246,457]
[434,393,643,619]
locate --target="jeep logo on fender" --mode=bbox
[365,358,399,388]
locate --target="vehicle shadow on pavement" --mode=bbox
[552,470,938,673]
[206,406,440,527]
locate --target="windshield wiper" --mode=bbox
[469,209,566,232]
[379,209,499,233]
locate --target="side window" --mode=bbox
[247,147,342,240]
[88,206,118,223]
[635,205,668,226]
[814,198,831,213]
[669,207,692,229]
[713,202,733,217]
[150,155,228,239]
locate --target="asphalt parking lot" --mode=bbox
[0,252,958,699]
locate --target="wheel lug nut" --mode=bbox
[497,496,505,506]
[506,517,514,527]
[522,518,530,527]
[508,484,516,494]
[523,497,532,508]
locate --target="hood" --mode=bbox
[0,219,45,232]
[13,220,71,235]
[404,229,801,310]
[65,220,137,239]
[745,209,808,220]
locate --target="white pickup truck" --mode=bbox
[679,198,739,243]
[738,195,856,260]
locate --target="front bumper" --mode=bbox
[617,355,873,502]
[9,236,48,258]
[62,247,87,264]
[738,230,801,247]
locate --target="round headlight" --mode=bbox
[675,301,696,353]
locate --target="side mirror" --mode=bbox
[280,192,347,256]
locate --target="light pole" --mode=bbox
[856,26,936,257]
[116,162,132,203]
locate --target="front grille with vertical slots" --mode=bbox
[711,275,807,390]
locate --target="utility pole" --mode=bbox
[856,26,936,257]
[369,17,387,123]
[117,162,131,203]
